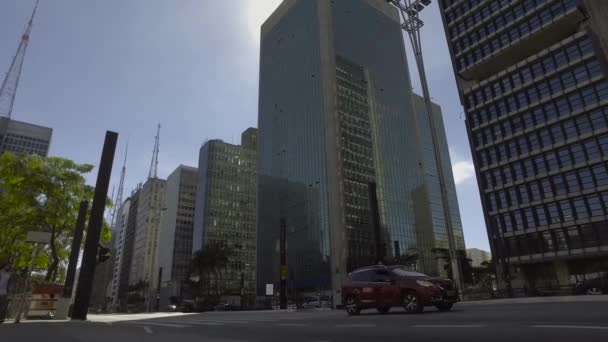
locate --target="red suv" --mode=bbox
[341,265,458,315]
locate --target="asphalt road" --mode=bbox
[2,302,608,341]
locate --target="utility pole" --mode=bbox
[386,0,464,292]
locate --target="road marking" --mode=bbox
[177,321,225,326]
[533,325,608,330]
[412,325,486,328]
[170,319,249,324]
[143,326,153,334]
[336,324,377,327]
[125,321,190,328]
[277,323,308,326]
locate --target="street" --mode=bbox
[2,301,608,341]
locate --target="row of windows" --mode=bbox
[465,36,595,112]
[483,136,608,190]
[451,0,549,55]
[474,92,608,151]
[487,162,608,211]
[497,221,608,258]
[493,193,608,235]
[478,111,608,171]
[470,59,604,131]
[456,0,578,71]
[442,0,509,26]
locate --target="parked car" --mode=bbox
[573,275,608,295]
[341,265,458,315]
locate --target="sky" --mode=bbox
[0,0,489,251]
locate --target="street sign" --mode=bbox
[265,284,274,296]
[26,231,51,244]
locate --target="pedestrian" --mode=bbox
[0,262,16,323]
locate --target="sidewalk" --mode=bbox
[87,312,197,323]
[460,295,608,306]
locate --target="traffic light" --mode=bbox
[97,245,111,263]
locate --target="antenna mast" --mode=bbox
[110,141,128,230]
[148,124,160,179]
[0,0,40,118]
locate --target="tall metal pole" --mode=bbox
[279,218,287,309]
[387,0,464,292]
[72,131,118,320]
[63,201,89,298]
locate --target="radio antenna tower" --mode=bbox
[148,124,160,179]
[110,141,128,230]
[0,0,40,118]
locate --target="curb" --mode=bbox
[460,295,608,306]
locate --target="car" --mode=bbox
[573,275,608,295]
[341,265,458,315]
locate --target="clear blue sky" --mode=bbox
[0,0,489,251]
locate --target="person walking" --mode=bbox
[0,263,16,323]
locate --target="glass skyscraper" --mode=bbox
[439,0,608,291]
[258,0,465,304]
[193,128,258,302]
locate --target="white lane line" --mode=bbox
[277,323,308,326]
[177,319,250,324]
[412,325,486,328]
[125,321,190,328]
[335,324,377,327]
[533,325,608,330]
[143,326,154,334]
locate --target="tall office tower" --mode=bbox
[158,165,198,307]
[130,178,166,305]
[257,0,466,304]
[117,187,141,310]
[193,128,257,305]
[109,198,131,309]
[439,0,608,291]
[0,117,52,156]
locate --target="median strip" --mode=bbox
[532,325,608,330]
[412,325,486,328]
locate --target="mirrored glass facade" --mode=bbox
[258,0,466,302]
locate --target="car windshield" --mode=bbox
[390,267,428,277]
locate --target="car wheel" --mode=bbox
[377,306,390,314]
[436,302,453,312]
[402,291,423,314]
[344,296,361,316]
[586,287,603,295]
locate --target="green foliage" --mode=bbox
[0,153,96,281]
[431,248,474,284]
[190,241,234,297]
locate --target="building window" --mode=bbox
[567,227,582,249]
[587,194,604,217]
[553,174,567,196]
[560,200,574,222]
[541,178,554,199]
[536,205,548,226]
[579,167,595,190]
[565,171,580,193]
[592,164,608,187]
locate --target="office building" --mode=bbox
[130,178,166,306]
[0,117,52,156]
[439,0,608,290]
[467,248,491,268]
[193,128,257,304]
[109,198,131,309]
[159,165,198,306]
[257,0,466,303]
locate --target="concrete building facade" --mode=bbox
[159,165,198,306]
[467,248,491,268]
[130,178,166,306]
[439,0,608,291]
[0,117,52,156]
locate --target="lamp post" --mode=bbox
[386,0,464,293]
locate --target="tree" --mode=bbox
[0,153,111,282]
[190,241,233,298]
[431,248,473,284]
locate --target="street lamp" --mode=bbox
[385,0,464,293]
